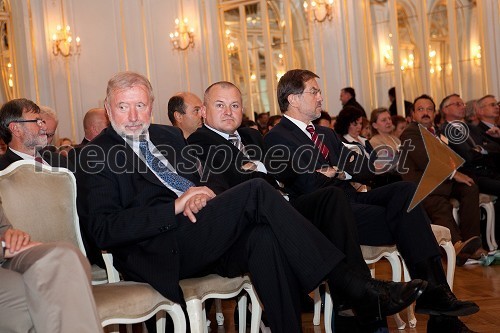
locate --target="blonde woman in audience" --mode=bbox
[369,107,402,186]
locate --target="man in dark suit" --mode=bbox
[439,93,500,237]
[167,92,203,139]
[340,87,367,118]
[76,71,425,333]
[475,94,500,145]
[263,69,479,328]
[0,98,70,170]
[400,94,484,264]
[188,81,379,329]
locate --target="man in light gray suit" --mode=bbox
[0,203,102,333]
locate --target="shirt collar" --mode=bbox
[481,120,496,129]
[204,124,240,140]
[283,114,313,138]
[9,147,40,161]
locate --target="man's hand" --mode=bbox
[174,186,216,223]
[2,228,42,258]
[241,162,257,172]
[486,127,500,138]
[3,228,30,253]
[453,171,475,186]
[316,166,346,180]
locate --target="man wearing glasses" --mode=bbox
[0,98,70,170]
[475,95,500,145]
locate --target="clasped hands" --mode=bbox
[174,186,216,223]
[316,166,346,180]
[2,228,40,258]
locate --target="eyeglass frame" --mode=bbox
[480,102,499,108]
[9,118,46,127]
[301,88,322,96]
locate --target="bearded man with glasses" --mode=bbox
[0,98,71,170]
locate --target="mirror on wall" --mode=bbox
[370,0,486,111]
[428,1,452,101]
[219,0,311,118]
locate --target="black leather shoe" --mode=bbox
[427,315,478,333]
[415,284,479,316]
[352,279,427,319]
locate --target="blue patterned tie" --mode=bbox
[139,140,194,192]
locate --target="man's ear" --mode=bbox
[200,105,207,119]
[8,122,21,138]
[174,111,183,123]
[287,93,298,108]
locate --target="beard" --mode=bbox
[109,118,151,139]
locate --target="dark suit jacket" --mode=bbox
[187,126,275,192]
[76,124,200,303]
[263,116,374,199]
[440,121,499,177]
[476,121,500,146]
[0,148,71,171]
[399,122,453,197]
[344,98,367,118]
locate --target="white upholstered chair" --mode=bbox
[0,160,186,333]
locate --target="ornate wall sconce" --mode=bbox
[303,0,334,23]
[169,18,195,51]
[52,24,81,57]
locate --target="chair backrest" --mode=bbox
[0,160,86,255]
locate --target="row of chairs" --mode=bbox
[4,160,486,332]
[0,161,262,333]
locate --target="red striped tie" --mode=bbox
[306,125,330,160]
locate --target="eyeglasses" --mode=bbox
[10,118,46,127]
[302,88,322,96]
[480,102,499,108]
[444,102,465,108]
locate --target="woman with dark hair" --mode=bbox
[334,106,374,191]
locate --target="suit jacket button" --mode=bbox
[171,249,178,254]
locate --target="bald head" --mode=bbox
[83,108,110,141]
[167,92,203,138]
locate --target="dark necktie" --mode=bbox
[306,125,330,160]
[428,127,436,136]
[139,140,194,192]
[228,134,246,155]
[34,156,43,164]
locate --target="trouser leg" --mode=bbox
[354,181,441,267]
[4,242,102,333]
[176,179,343,331]
[451,182,481,241]
[291,186,370,277]
[422,195,462,243]
[0,267,35,333]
